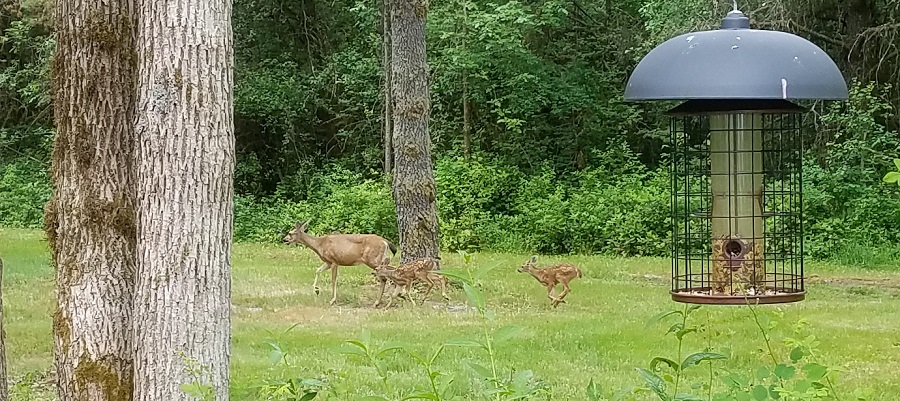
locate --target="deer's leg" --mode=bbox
[403,283,416,306]
[439,278,449,302]
[420,278,435,305]
[551,281,572,308]
[313,263,330,295]
[545,283,558,303]
[374,278,387,308]
[329,264,339,306]
[387,282,403,308]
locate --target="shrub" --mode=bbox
[0,161,50,228]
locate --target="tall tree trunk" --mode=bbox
[0,258,7,401]
[391,0,440,263]
[461,0,471,159]
[133,0,234,399]
[44,0,137,398]
[383,0,394,174]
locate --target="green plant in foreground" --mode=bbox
[257,323,335,400]
[883,158,900,187]
[337,251,550,401]
[178,350,216,400]
[607,301,869,401]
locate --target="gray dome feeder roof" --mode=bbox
[624,9,848,101]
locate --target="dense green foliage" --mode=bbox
[2,0,900,262]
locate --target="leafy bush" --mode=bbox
[234,171,397,243]
[0,161,50,228]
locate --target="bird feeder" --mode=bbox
[624,6,848,304]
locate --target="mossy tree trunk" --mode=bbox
[133,0,234,399]
[0,258,7,401]
[45,0,137,398]
[391,0,440,263]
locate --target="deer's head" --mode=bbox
[372,264,398,278]
[518,255,538,273]
[283,220,310,244]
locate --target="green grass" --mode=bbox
[2,227,900,400]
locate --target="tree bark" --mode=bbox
[391,0,440,263]
[383,0,394,174]
[0,258,7,401]
[133,0,234,399]
[44,0,137,398]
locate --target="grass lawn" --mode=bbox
[2,227,899,400]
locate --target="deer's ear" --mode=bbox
[300,219,310,231]
[529,255,538,264]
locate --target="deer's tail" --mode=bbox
[577,268,583,278]
[386,240,397,255]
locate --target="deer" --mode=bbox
[372,257,449,308]
[517,255,582,308]
[282,220,397,305]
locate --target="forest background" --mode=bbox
[2,0,900,265]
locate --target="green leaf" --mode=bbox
[789,347,805,362]
[435,269,471,284]
[768,384,782,399]
[646,310,681,328]
[612,386,643,401]
[802,363,828,381]
[300,393,317,401]
[755,367,770,381]
[793,380,813,392]
[467,362,493,379]
[301,378,328,387]
[462,282,485,310]
[649,357,680,372]
[736,392,753,401]
[883,171,900,183]
[722,373,750,388]
[178,383,210,399]
[666,323,683,336]
[376,343,404,358]
[675,328,698,340]
[752,385,769,400]
[894,158,900,170]
[675,393,704,401]
[474,262,503,281]
[636,368,670,401]
[344,340,369,354]
[337,345,368,358]
[268,347,286,365]
[444,339,484,349]
[493,325,525,343]
[681,352,727,369]
[774,364,796,380]
[586,378,603,401]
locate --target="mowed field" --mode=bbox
[2,227,899,400]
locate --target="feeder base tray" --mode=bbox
[670,288,805,305]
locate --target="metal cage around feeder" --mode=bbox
[623,6,848,304]
[668,100,806,304]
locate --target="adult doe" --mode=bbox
[283,220,396,305]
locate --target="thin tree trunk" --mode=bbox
[383,0,394,174]
[391,0,440,263]
[0,258,7,401]
[461,0,471,159]
[44,0,137,398]
[133,0,234,399]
